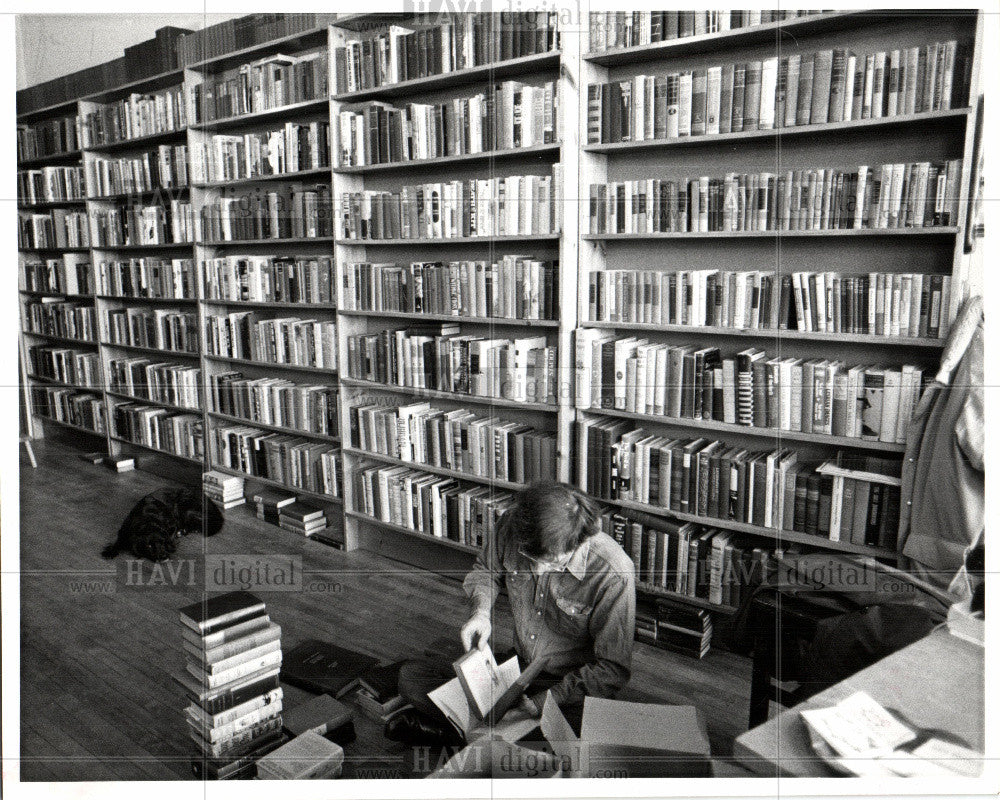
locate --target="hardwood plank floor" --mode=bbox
[18,436,752,780]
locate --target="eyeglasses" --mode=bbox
[518,547,572,570]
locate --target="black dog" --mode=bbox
[101,487,224,562]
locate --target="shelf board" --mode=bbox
[209,463,344,509]
[342,446,525,492]
[19,290,96,301]
[83,127,187,154]
[333,51,560,103]
[340,377,558,413]
[190,97,330,131]
[339,309,558,327]
[602,495,898,560]
[584,108,972,154]
[577,406,907,453]
[101,341,200,359]
[106,390,201,415]
[203,354,337,376]
[197,236,334,247]
[110,435,203,465]
[193,167,332,190]
[208,411,341,444]
[335,143,562,174]
[16,150,82,169]
[186,26,331,72]
[37,416,106,436]
[634,581,738,615]
[87,186,190,203]
[79,67,186,106]
[338,234,560,246]
[579,321,946,348]
[203,298,336,310]
[26,374,101,392]
[97,295,197,305]
[345,510,480,555]
[583,228,961,241]
[91,242,194,252]
[19,246,91,254]
[17,198,87,211]
[22,331,99,347]
[17,97,80,122]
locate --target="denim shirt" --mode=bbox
[463,528,636,707]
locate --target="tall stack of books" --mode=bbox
[203,470,246,510]
[655,599,713,659]
[177,591,286,780]
[278,502,327,536]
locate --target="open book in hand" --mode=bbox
[427,646,549,742]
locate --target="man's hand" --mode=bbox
[460,610,492,651]
[518,693,542,718]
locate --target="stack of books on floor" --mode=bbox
[348,661,409,723]
[176,591,286,780]
[203,471,246,510]
[654,599,713,659]
[278,501,327,537]
[252,488,298,524]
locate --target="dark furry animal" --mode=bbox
[101,487,224,562]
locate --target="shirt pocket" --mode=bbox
[545,593,593,638]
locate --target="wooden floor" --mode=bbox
[18,435,753,781]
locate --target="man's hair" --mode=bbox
[500,481,599,558]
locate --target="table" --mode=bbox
[733,627,984,777]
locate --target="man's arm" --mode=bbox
[461,523,505,646]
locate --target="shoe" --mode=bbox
[384,709,464,748]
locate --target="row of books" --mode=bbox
[199,186,332,243]
[588,160,963,234]
[190,122,331,184]
[349,399,557,485]
[576,336,923,443]
[87,146,190,197]
[338,169,563,240]
[107,357,202,410]
[334,12,560,95]
[24,300,97,342]
[586,269,954,340]
[103,307,199,354]
[633,596,713,658]
[211,424,342,499]
[97,257,196,300]
[189,51,329,125]
[335,80,559,167]
[32,386,107,433]
[21,255,94,296]
[177,12,333,67]
[80,86,187,148]
[353,463,512,549]
[18,166,87,205]
[209,373,339,438]
[18,210,90,250]
[205,312,337,370]
[346,325,558,405]
[16,115,81,162]
[89,202,196,248]
[112,402,205,460]
[26,345,101,388]
[203,255,335,305]
[341,257,559,320]
[587,10,822,52]
[586,40,966,144]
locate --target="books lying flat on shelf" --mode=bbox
[204,472,246,509]
[278,501,328,536]
[256,730,345,780]
[655,599,712,657]
[281,639,379,698]
[252,489,298,523]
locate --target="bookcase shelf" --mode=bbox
[208,411,340,444]
[208,463,343,508]
[22,331,99,347]
[189,97,330,131]
[185,25,331,71]
[203,354,336,376]
[110,435,203,465]
[19,246,91,254]
[106,390,200,415]
[90,242,195,252]
[101,341,200,359]
[344,510,479,555]
[339,377,559,413]
[582,228,961,241]
[634,581,738,615]
[202,299,335,310]
[87,187,190,203]
[197,237,334,247]
[334,143,562,175]
[39,415,107,437]
[338,234,561,246]
[97,295,198,305]
[193,167,331,190]
[84,127,188,153]
[19,290,96,301]
[342,446,525,493]
[18,150,83,169]
[18,199,87,211]
[27,374,102,392]
[339,309,559,328]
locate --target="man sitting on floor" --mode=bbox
[386,481,636,746]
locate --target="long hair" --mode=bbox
[498,481,598,558]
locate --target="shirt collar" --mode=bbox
[564,538,591,580]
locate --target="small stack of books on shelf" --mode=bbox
[177,591,286,781]
[278,501,328,536]
[203,470,246,510]
[654,599,712,658]
[252,489,297,524]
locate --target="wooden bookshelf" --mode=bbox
[342,446,525,493]
[582,228,961,241]
[193,167,331,190]
[338,378,559,413]
[208,411,340,444]
[334,142,562,174]
[110,435,203,466]
[338,309,559,327]
[105,391,200,415]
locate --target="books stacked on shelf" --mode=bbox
[199,185,332,242]
[16,115,81,162]
[256,730,344,779]
[348,399,556,485]
[204,470,247,509]
[342,257,559,320]
[87,146,190,197]
[21,254,94,295]
[97,257,196,300]
[211,425,342,499]
[339,169,562,239]
[203,255,335,304]
[210,373,339,436]
[252,488,297,524]
[31,386,107,433]
[105,455,136,473]
[18,209,90,249]
[586,40,968,144]
[354,463,513,547]
[24,300,97,342]
[587,10,822,51]
[108,357,201,409]
[103,308,199,353]
[26,345,101,388]
[89,201,196,247]
[18,166,87,205]
[333,12,560,94]
[575,335,925,444]
[112,401,204,459]
[336,80,559,167]
[654,600,713,657]
[176,13,334,68]
[80,85,187,148]
[346,325,558,405]
[191,123,331,184]
[205,312,337,369]
[634,608,657,644]
[278,501,329,536]
[189,50,329,125]
[581,423,903,549]
[587,268,954,339]
[587,160,963,234]
[177,591,285,781]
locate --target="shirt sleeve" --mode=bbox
[462,523,505,614]
[539,570,635,708]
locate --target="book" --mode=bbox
[281,694,354,738]
[280,639,379,698]
[179,591,266,634]
[256,730,345,780]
